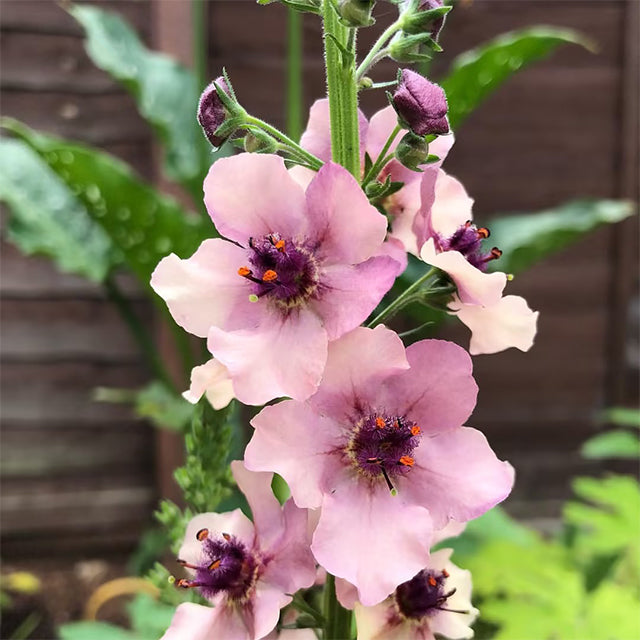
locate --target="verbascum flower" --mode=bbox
[162,462,315,640]
[392,70,449,137]
[182,358,235,409]
[417,175,539,355]
[151,154,397,404]
[245,325,514,606]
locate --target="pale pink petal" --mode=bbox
[452,294,539,355]
[231,461,283,549]
[386,163,424,255]
[401,427,515,529]
[380,238,409,275]
[206,601,254,640]
[204,154,307,245]
[183,358,234,409]
[429,133,455,161]
[246,400,343,509]
[366,106,404,159]
[312,479,433,606]
[335,578,359,610]
[432,521,466,545]
[160,603,220,640]
[151,239,255,337]
[377,339,477,435]
[312,257,398,340]
[300,98,368,164]
[179,510,256,566]
[420,239,506,306]
[429,171,474,238]
[288,165,315,190]
[355,601,431,640]
[207,309,327,404]
[305,163,388,265]
[261,498,316,594]
[414,166,440,246]
[252,583,292,640]
[309,326,409,421]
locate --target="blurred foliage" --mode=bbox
[581,407,640,460]
[441,26,595,130]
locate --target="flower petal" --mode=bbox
[207,308,327,404]
[420,239,506,306]
[312,479,433,606]
[402,427,515,529]
[151,239,254,337]
[355,601,430,640]
[246,400,343,509]
[377,339,477,435]
[312,257,398,340]
[430,171,475,238]
[366,106,405,159]
[204,154,307,245]
[452,294,539,355]
[309,326,409,421]
[179,510,256,567]
[183,358,234,409]
[252,583,292,640]
[304,163,388,265]
[160,603,221,640]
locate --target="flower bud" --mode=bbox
[392,69,449,136]
[338,0,376,27]
[395,131,430,171]
[388,31,441,63]
[244,130,278,154]
[197,76,243,148]
[400,0,450,41]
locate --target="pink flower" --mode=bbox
[418,176,539,354]
[299,100,455,256]
[151,154,397,404]
[183,358,234,409]
[244,326,514,606]
[354,548,478,640]
[162,461,315,640]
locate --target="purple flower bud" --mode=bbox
[392,69,449,136]
[197,77,232,148]
[418,0,447,41]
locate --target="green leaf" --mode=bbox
[441,27,595,130]
[127,595,176,639]
[68,4,219,198]
[0,137,117,282]
[3,119,210,288]
[58,621,139,640]
[602,407,640,429]
[135,382,194,432]
[581,430,640,460]
[488,199,635,275]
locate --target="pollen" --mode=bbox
[477,227,490,239]
[442,569,450,578]
[176,578,191,588]
[411,426,421,436]
[222,532,231,541]
[275,239,285,251]
[491,247,503,260]
[375,416,386,428]
[238,266,251,277]
[393,419,400,429]
[262,269,278,282]
[196,528,209,541]
[399,455,415,467]
[208,559,221,571]
[428,575,437,587]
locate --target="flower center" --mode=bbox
[237,234,319,309]
[437,221,502,271]
[176,528,258,602]
[395,568,457,620]
[345,413,422,493]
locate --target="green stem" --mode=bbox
[244,116,323,170]
[323,574,353,640]
[286,7,304,141]
[361,124,401,188]
[323,0,360,177]
[356,19,401,82]
[104,276,174,389]
[366,267,437,327]
[292,593,326,627]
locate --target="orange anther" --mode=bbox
[399,455,415,467]
[208,560,221,571]
[442,569,450,578]
[262,270,278,282]
[411,426,421,436]
[428,575,437,587]
[196,528,209,541]
[490,247,502,260]
[222,533,231,541]
[477,227,490,239]
[176,578,190,589]
[275,240,285,251]
[238,266,251,277]
[393,420,400,429]
[375,416,386,428]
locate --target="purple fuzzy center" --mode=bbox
[241,234,319,309]
[346,413,421,487]
[191,534,257,601]
[395,569,451,620]
[437,222,501,271]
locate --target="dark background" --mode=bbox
[1,0,638,627]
